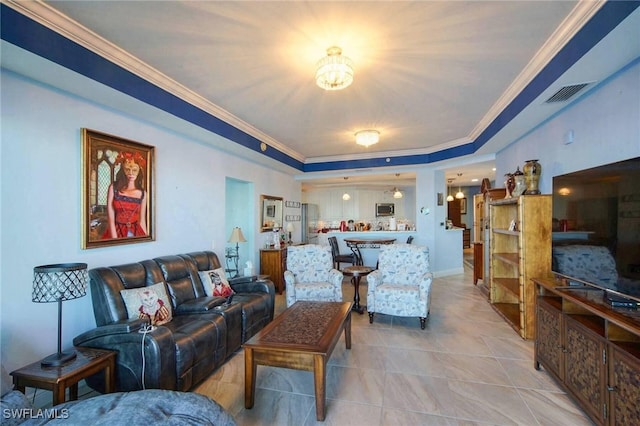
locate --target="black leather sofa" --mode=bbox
[73,251,275,393]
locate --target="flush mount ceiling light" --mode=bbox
[316,46,354,91]
[355,129,380,147]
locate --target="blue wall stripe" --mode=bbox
[2,2,637,174]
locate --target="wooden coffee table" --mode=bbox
[243,301,352,421]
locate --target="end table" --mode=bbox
[342,266,373,314]
[11,346,116,406]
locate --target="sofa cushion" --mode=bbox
[199,268,234,298]
[120,282,173,325]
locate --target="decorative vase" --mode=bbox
[512,166,526,197]
[504,173,514,198]
[523,159,542,195]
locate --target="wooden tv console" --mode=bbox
[532,276,640,425]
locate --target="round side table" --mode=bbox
[342,266,373,314]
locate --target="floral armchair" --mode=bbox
[284,244,343,307]
[366,244,433,329]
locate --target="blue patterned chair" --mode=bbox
[366,244,433,329]
[552,245,618,288]
[284,245,343,307]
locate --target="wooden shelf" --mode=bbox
[492,302,521,330]
[494,277,520,297]
[493,228,520,236]
[488,195,551,339]
[494,252,519,265]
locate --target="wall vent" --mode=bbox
[545,83,591,103]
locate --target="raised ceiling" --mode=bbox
[3,1,639,186]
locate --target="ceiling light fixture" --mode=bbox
[355,129,380,147]
[315,46,354,91]
[446,179,454,202]
[455,173,465,199]
[392,173,403,198]
[342,192,351,201]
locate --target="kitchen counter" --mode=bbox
[317,231,416,268]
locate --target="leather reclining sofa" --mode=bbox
[73,251,275,393]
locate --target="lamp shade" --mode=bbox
[286,223,295,232]
[228,227,247,243]
[455,190,465,199]
[446,194,454,202]
[33,263,88,303]
[315,46,354,91]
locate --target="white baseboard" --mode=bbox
[433,267,464,278]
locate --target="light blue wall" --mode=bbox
[0,70,300,371]
[496,61,640,193]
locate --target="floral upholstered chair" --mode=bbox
[284,244,343,307]
[366,244,433,329]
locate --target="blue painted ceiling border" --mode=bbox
[2,1,637,173]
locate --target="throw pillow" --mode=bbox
[199,268,234,298]
[120,282,173,326]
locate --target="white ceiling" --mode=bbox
[6,1,639,187]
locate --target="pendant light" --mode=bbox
[455,173,465,199]
[392,173,402,198]
[446,179,454,202]
[342,177,350,200]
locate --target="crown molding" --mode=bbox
[2,0,305,163]
[305,137,472,164]
[469,0,606,140]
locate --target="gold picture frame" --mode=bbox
[81,128,155,249]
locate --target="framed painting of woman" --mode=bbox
[81,128,155,248]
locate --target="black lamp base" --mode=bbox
[41,350,77,367]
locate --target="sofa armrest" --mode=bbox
[73,324,177,391]
[174,297,226,314]
[230,279,274,295]
[73,319,148,341]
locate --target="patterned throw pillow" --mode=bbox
[120,282,173,326]
[198,268,234,298]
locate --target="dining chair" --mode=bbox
[328,236,357,270]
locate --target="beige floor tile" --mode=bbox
[189,268,594,425]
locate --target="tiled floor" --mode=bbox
[194,269,594,425]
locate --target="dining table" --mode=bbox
[343,237,396,266]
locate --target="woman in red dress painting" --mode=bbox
[102,151,147,239]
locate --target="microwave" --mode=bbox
[376,203,395,217]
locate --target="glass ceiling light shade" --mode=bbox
[455,188,465,199]
[393,187,403,199]
[446,179,454,202]
[355,130,380,147]
[316,46,354,91]
[342,192,351,201]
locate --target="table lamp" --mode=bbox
[286,223,295,244]
[228,227,247,277]
[33,263,88,366]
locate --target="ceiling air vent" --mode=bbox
[545,83,591,103]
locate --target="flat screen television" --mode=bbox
[551,156,640,303]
